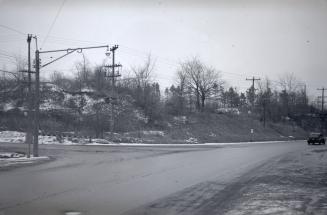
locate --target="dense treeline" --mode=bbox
[164,58,318,130]
[0,56,324,137]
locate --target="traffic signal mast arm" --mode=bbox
[40,45,110,68]
[32,43,111,157]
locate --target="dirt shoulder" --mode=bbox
[214,145,327,215]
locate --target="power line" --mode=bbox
[0,69,19,78]
[0,48,15,54]
[0,57,15,64]
[0,53,15,59]
[33,34,252,79]
[0,30,308,93]
[43,35,103,45]
[41,0,67,49]
[0,24,26,36]
[33,33,181,69]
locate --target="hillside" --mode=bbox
[0,83,309,144]
[120,113,308,144]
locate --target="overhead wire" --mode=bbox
[0,58,16,64]
[0,24,26,36]
[0,27,295,91]
[0,53,15,59]
[30,33,180,69]
[41,0,67,49]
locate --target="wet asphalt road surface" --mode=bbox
[0,141,307,215]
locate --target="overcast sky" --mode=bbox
[0,0,327,98]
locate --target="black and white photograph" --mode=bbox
[0,0,327,214]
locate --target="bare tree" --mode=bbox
[75,55,91,90]
[179,57,222,111]
[129,55,162,123]
[175,69,187,114]
[278,72,299,93]
[199,66,222,109]
[180,58,203,110]
[131,54,155,89]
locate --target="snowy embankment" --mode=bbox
[0,131,300,147]
[0,131,300,146]
[0,131,113,145]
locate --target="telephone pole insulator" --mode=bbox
[110,45,118,52]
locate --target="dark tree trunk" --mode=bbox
[201,94,205,111]
[196,87,200,110]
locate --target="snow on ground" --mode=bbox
[0,131,299,146]
[0,131,26,143]
[0,131,114,145]
[0,152,25,158]
[116,140,289,146]
[0,131,78,145]
[2,102,15,111]
[0,152,49,168]
[141,130,165,136]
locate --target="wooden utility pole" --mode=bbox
[26,34,33,158]
[317,88,326,113]
[246,76,260,141]
[104,45,122,138]
[34,49,40,157]
[317,87,327,134]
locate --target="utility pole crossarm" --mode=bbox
[246,78,261,81]
[104,64,122,68]
[110,45,118,52]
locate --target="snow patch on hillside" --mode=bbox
[0,131,114,145]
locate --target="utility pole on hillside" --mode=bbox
[246,76,260,141]
[317,87,326,113]
[103,45,122,139]
[317,87,327,134]
[32,44,109,157]
[246,76,261,108]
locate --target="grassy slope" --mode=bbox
[159,113,308,143]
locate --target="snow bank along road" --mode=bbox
[0,141,309,215]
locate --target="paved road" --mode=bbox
[0,141,306,215]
